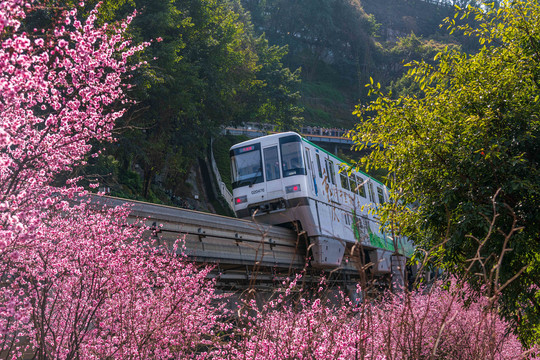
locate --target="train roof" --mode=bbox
[229,131,299,149]
[229,131,385,187]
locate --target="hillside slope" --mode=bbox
[242,0,465,128]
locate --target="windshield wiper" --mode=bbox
[249,167,262,187]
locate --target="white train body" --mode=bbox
[230,132,413,269]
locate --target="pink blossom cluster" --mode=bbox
[365,282,536,359]
[212,278,538,360]
[1,203,222,358]
[0,3,147,349]
[0,6,147,181]
[212,277,367,359]
[0,0,148,257]
[0,1,222,358]
[0,0,28,33]
[0,1,537,359]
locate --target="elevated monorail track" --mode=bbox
[92,196,365,287]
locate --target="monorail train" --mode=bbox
[229,132,413,271]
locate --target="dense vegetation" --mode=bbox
[2,0,539,356]
[54,0,301,204]
[62,0,471,205]
[351,0,540,345]
[241,0,470,128]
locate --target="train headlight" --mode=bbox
[235,195,247,205]
[285,184,301,193]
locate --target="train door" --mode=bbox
[304,147,317,196]
[263,145,283,199]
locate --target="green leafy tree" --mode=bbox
[124,0,260,197]
[385,33,461,97]
[247,36,303,130]
[351,1,540,344]
[75,0,301,200]
[242,0,380,92]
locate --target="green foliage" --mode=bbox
[302,82,346,103]
[80,0,302,201]
[244,35,304,130]
[385,34,461,97]
[361,0,457,39]
[304,106,333,127]
[246,0,378,74]
[242,0,467,127]
[352,0,540,345]
[242,0,383,123]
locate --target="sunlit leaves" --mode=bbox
[351,0,540,345]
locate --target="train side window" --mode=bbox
[377,187,385,204]
[304,149,311,170]
[368,182,376,203]
[349,175,357,194]
[324,160,329,182]
[356,176,366,197]
[263,146,280,181]
[340,171,350,191]
[316,153,322,178]
[327,160,336,185]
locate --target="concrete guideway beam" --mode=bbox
[91,195,304,270]
[88,195,374,282]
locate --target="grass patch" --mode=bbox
[304,106,334,127]
[301,81,346,103]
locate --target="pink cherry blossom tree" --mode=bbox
[1,1,537,359]
[2,203,223,359]
[0,0,142,259]
[214,277,536,360]
[0,2,222,358]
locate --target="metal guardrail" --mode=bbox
[209,138,234,210]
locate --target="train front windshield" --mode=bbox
[230,143,264,189]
